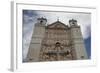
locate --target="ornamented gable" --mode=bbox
[47,21,68,29]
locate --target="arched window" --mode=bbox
[55,42,61,47]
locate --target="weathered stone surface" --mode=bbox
[26,18,88,62]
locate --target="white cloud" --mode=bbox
[81,23,91,39]
[23,14,36,60]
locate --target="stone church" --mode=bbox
[26,17,88,62]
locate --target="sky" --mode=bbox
[22,10,91,61]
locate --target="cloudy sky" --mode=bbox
[22,10,91,61]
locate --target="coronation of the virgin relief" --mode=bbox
[26,17,88,62]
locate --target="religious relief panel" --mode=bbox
[38,21,77,61]
[39,41,74,61]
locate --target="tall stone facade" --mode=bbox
[26,17,88,62]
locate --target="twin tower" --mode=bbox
[26,17,88,62]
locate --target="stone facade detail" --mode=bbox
[26,17,88,62]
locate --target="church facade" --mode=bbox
[26,17,88,62]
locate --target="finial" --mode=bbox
[57,17,59,21]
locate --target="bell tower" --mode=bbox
[27,17,47,62]
[69,19,88,59]
[37,17,47,26]
[69,19,78,26]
